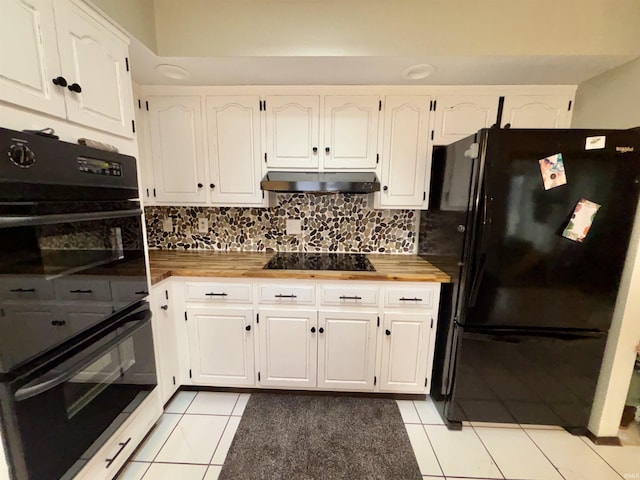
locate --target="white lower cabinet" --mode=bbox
[379,312,432,393]
[258,309,317,388]
[186,306,255,386]
[317,311,377,391]
[150,284,180,403]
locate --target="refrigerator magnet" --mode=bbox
[585,136,606,150]
[562,199,601,242]
[539,153,567,190]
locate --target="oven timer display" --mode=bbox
[77,157,122,176]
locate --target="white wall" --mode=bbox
[571,57,640,436]
[151,0,640,57]
[90,0,157,51]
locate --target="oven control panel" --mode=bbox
[77,157,122,176]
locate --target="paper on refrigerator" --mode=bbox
[562,199,601,242]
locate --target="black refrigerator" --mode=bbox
[423,128,640,433]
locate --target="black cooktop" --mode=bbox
[263,253,375,272]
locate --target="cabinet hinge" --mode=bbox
[429,100,433,111]
[263,100,266,110]
[131,120,136,133]
[145,100,149,111]
[256,313,260,324]
[153,188,157,197]
[377,316,380,327]
[165,289,169,300]
[0,308,4,317]
[172,376,176,385]
[125,57,129,72]
[262,191,265,199]
[423,192,426,201]
[264,153,267,163]
[376,153,379,164]
[137,99,142,109]
[430,318,433,328]
[425,377,428,387]
[378,100,382,111]
[374,376,377,386]
[146,188,149,197]
[258,371,261,381]
[189,369,192,379]
[259,100,262,111]
[568,100,573,111]
[184,311,188,321]
[433,100,437,111]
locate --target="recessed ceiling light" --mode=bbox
[402,64,436,80]
[155,64,191,80]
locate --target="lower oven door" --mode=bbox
[4,303,156,480]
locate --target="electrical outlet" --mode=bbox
[162,217,173,232]
[286,218,302,235]
[197,218,208,233]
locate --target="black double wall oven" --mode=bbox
[0,128,156,480]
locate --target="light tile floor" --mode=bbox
[117,391,640,480]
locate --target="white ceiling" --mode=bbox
[129,39,637,86]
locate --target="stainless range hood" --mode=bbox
[260,171,380,194]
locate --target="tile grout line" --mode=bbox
[417,423,445,478]
[467,423,506,480]
[519,427,569,480]
[207,415,232,465]
[576,435,626,479]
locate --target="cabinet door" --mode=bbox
[317,311,377,391]
[379,96,431,208]
[501,95,573,128]
[432,95,499,145]
[258,309,317,388]
[148,96,207,204]
[53,0,133,137]
[265,96,319,169]
[187,307,255,386]
[379,312,431,393]
[206,96,264,205]
[0,305,58,367]
[323,95,379,169]
[0,0,66,118]
[151,286,179,403]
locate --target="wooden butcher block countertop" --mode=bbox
[149,250,452,285]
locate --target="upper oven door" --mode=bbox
[0,201,148,374]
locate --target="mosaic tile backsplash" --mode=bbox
[145,194,417,253]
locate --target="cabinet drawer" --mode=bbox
[185,282,252,303]
[111,279,149,305]
[54,278,112,302]
[385,286,435,308]
[258,284,315,305]
[321,285,378,307]
[0,277,55,300]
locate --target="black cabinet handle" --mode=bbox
[9,288,35,293]
[383,185,389,191]
[70,289,93,294]
[52,76,67,87]
[160,305,168,310]
[325,147,330,154]
[134,290,148,295]
[245,325,251,331]
[205,292,227,297]
[311,327,316,333]
[275,294,297,298]
[105,437,131,468]
[312,147,318,153]
[385,329,391,336]
[339,295,362,300]
[318,327,324,333]
[210,183,215,189]
[197,183,203,188]
[399,297,422,302]
[67,83,82,93]
[51,320,67,326]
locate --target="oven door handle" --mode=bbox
[0,208,143,228]
[14,312,151,402]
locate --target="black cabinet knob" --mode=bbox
[197,183,203,188]
[210,183,215,189]
[245,325,251,331]
[160,305,168,310]
[311,327,316,333]
[52,76,67,87]
[67,83,82,93]
[325,147,330,154]
[385,329,391,336]
[312,147,318,153]
[383,185,389,191]
[318,327,324,333]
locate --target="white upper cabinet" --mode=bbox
[501,95,573,129]
[53,0,132,137]
[205,96,264,205]
[379,95,431,208]
[148,96,207,204]
[265,95,320,169]
[0,0,66,118]
[432,95,500,145]
[0,0,133,138]
[323,95,379,169]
